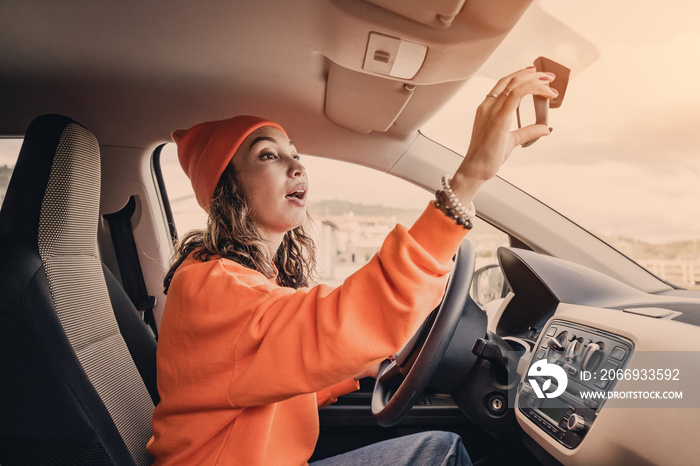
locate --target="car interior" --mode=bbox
[1,1,699,465]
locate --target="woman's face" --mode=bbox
[231,126,308,244]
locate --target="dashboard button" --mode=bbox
[546,326,557,337]
[585,398,599,409]
[610,346,626,361]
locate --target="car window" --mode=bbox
[422,1,700,291]
[0,139,22,212]
[157,144,509,287]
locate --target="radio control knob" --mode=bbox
[582,342,605,372]
[547,336,565,351]
[567,413,589,433]
[565,338,583,362]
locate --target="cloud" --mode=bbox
[499,157,700,242]
[519,99,700,176]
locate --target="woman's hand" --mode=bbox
[450,67,559,204]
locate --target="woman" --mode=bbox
[147,67,558,465]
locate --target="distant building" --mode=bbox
[311,211,397,283]
[315,220,338,279]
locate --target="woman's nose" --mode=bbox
[288,157,305,178]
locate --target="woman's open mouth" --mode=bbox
[285,185,307,207]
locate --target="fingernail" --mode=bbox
[526,65,536,69]
[545,71,556,78]
[539,76,551,81]
[551,88,559,95]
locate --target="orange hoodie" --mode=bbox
[147,203,469,465]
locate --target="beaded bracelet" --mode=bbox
[434,190,472,229]
[440,175,475,219]
[433,182,475,229]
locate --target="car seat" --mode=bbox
[0,114,158,465]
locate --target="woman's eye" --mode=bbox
[293,154,301,161]
[260,152,277,160]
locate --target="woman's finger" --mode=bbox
[510,124,552,149]
[488,67,533,96]
[485,68,557,111]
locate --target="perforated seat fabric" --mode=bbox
[0,115,156,465]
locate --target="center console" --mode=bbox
[517,320,634,449]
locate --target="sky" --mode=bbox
[424,0,700,243]
[2,0,699,244]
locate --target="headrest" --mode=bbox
[0,114,100,256]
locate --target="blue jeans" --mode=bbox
[310,431,471,466]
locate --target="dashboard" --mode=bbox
[479,247,700,465]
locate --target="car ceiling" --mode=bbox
[1,0,533,170]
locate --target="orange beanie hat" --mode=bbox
[172,115,287,211]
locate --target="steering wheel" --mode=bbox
[371,239,477,427]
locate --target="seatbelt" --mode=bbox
[103,196,158,338]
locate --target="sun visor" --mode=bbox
[363,0,467,29]
[325,62,416,133]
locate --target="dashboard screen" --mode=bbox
[538,396,569,422]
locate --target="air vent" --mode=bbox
[622,307,680,319]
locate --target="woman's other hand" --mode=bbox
[450,67,559,204]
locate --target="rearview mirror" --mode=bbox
[518,56,571,147]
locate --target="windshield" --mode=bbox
[422,0,700,290]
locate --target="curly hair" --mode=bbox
[163,164,317,293]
